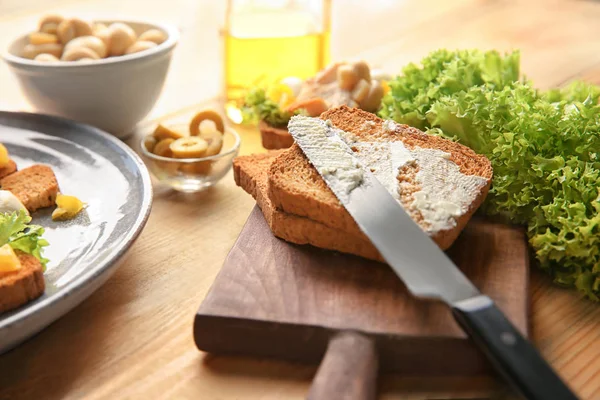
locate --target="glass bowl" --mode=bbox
[140,128,240,193]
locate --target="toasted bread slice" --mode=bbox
[0,164,59,213]
[268,106,493,250]
[233,152,383,262]
[259,121,294,150]
[0,160,17,179]
[0,252,45,313]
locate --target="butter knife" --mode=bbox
[289,116,578,400]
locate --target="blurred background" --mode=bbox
[2,0,600,125]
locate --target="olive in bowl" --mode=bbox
[140,111,241,193]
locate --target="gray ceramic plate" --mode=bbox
[0,112,152,353]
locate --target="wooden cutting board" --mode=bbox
[195,206,529,399]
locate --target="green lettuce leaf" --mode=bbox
[379,49,600,300]
[543,80,600,104]
[378,49,521,129]
[240,88,295,127]
[0,210,49,268]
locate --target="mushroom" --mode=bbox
[138,29,167,45]
[38,15,64,35]
[57,18,93,44]
[65,35,107,58]
[22,43,63,59]
[125,40,157,55]
[107,23,137,56]
[34,53,59,62]
[29,32,59,45]
[61,46,100,61]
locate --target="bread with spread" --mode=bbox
[233,151,384,261]
[234,106,493,258]
[270,106,493,249]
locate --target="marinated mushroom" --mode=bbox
[107,22,137,56]
[125,40,157,55]
[352,61,371,82]
[21,16,168,62]
[94,28,111,48]
[22,43,63,59]
[360,80,384,112]
[34,53,59,62]
[29,32,59,45]
[61,46,100,61]
[56,18,93,44]
[38,15,64,34]
[138,29,167,45]
[351,79,371,103]
[93,23,108,33]
[337,64,359,91]
[65,35,107,58]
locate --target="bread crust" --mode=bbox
[234,105,493,258]
[0,159,17,179]
[0,252,45,313]
[0,164,59,212]
[267,106,492,250]
[233,152,384,261]
[259,120,294,150]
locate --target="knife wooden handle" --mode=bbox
[307,331,378,400]
[452,295,579,400]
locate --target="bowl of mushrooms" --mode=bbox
[3,16,179,138]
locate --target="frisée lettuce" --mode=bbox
[0,210,49,268]
[241,88,296,127]
[380,49,600,300]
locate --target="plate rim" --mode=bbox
[0,111,153,332]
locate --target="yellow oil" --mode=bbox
[223,7,330,122]
[225,32,330,102]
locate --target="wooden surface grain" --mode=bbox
[194,207,528,377]
[0,0,600,399]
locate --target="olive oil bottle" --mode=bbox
[223,0,331,123]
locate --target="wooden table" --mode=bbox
[1,0,600,399]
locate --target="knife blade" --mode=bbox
[288,116,578,400]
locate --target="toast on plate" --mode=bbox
[0,160,17,179]
[0,164,59,213]
[0,252,45,313]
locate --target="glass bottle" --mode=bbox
[223,0,331,122]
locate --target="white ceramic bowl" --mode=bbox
[3,20,179,138]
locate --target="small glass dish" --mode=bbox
[140,128,241,193]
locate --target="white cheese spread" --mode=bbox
[288,116,363,202]
[402,147,487,233]
[288,116,489,234]
[362,120,377,130]
[383,120,397,132]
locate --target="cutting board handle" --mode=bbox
[307,331,379,400]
